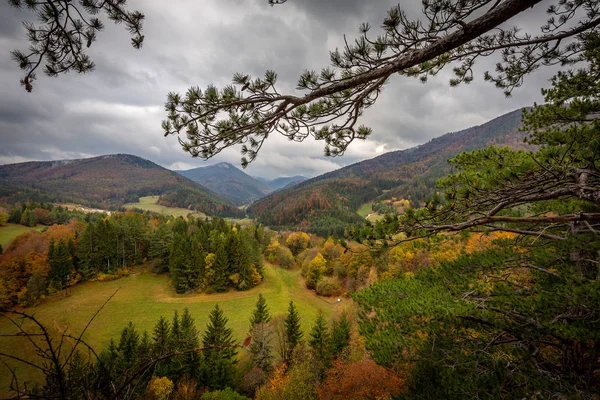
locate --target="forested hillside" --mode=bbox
[0,154,243,217]
[177,162,273,205]
[248,109,528,236]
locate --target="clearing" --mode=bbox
[0,223,45,248]
[0,263,348,392]
[124,195,207,218]
[357,202,373,218]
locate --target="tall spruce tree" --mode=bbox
[250,294,271,327]
[308,309,330,368]
[284,301,303,364]
[330,312,351,359]
[202,304,237,390]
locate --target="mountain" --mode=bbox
[265,176,307,190]
[176,162,273,205]
[0,154,243,217]
[247,109,530,236]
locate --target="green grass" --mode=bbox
[124,195,206,218]
[0,223,45,248]
[0,263,348,392]
[357,202,373,218]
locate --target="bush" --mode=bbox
[200,388,250,400]
[316,277,343,297]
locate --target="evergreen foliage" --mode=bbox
[283,301,303,364]
[202,304,238,390]
[249,294,271,327]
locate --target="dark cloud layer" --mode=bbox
[0,0,558,179]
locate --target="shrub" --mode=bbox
[316,277,343,297]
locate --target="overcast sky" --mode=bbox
[0,0,557,179]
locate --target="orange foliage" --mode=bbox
[465,232,516,254]
[317,359,405,400]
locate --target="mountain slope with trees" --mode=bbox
[248,109,528,235]
[177,163,273,205]
[0,154,242,217]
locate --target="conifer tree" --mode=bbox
[202,304,237,390]
[330,312,351,358]
[48,239,73,291]
[118,322,139,366]
[284,301,303,364]
[309,309,330,367]
[250,294,271,327]
[152,316,171,377]
[178,308,201,380]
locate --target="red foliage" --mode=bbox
[317,359,405,400]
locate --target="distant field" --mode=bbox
[124,195,207,218]
[0,223,45,248]
[0,263,348,392]
[357,202,373,218]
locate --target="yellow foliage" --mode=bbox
[147,376,174,400]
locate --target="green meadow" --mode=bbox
[124,195,207,218]
[0,263,348,392]
[0,223,45,248]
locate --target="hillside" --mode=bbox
[0,154,243,217]
[248,109,529,235]
[177,162,273,205]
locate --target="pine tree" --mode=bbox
[178,308,201,380]
[152,316,171,377]
[309,309,330,368]
[250,294,271,327]
[48,239,73,291]
[202,304,237,390]
[152,316,171,356]
[118,321,139,365]
[284,301,303,364]
[330,312,351,358]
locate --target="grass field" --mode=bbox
[357,202,373,218]
[0,263,348,392]
[0,223,45,248]
[124,195,207,218]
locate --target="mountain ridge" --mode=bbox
[248,108,530,236]
[176,162,273,205]
[0,154,243,217]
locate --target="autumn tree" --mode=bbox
[285,232,310,256]
[306,253,326,289]
[0,211,8,226]
[317,358,404,400]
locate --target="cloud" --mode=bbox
[0,0,560,180]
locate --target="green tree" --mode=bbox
[0,211,8,226]
[249,294,271,327]
[48,239,73,290]
[202,304,237,390]
[308,309,330,370]
[20,208,36,227]
[330,313,351,359]
[284,301,303,364]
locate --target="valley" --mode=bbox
[0,262,343,393]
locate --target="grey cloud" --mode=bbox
[0,0,563,180]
